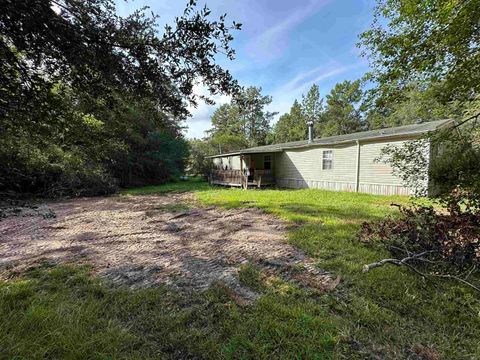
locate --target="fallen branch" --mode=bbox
[363,251,480,293]
[362,251,434,272]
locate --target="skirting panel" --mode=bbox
[358,183,410,196]
[276,178,355,192]
[276,178,410,196]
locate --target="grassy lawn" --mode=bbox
[1,179,479,359]
[119,177,211,195]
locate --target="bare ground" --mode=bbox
[0,193,337,303]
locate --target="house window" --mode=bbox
[322,150,333,170]
[264,155,272,170]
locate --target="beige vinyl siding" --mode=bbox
[357,137,429,195]
[358,140,405,186]
[276,137,427,195]
[276,144,357,191]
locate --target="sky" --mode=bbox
[117,0,377,139]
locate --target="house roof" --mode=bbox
[208,119,454,158]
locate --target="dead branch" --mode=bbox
[362,251,434,272]
[363,251,480,293]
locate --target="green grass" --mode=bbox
[0,265,337,359]
[2,179,479,359]
[119,177,210,195]
[193,184,480,358]
[238,263,266,293]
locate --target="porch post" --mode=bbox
[240,155,245,189]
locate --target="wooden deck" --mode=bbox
[209,170,274,188]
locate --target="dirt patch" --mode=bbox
[0,193,337,303]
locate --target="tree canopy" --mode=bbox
[0,0,241,118]
[321,80,364,136]
[209,104,243,137]
[272,100,306,143]
[206,86,276,149]
[187,86,276,175]
[302,84,323,123]
[0,0,241,196]
[365,84,465,129]
[272,82,364,142]
[362,0,480,199]
[359,0,480,110]
[234,87,277,147]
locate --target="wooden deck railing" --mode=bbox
[209,169,274,188]
[253,169,274,184]
[209,170,245,186]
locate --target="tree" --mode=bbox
[208,104,243,137]
[206,86,276,149]
[234,87,277,147]
[359,0,480,109]
[321,80,363,136]
[273,100,307,143]
[104,95,189,187]
[301,84,324,137]
[0,0,242,196]
[187,139,215,176]
[356,0,480,290]
[365,84,465,129]
[209,133,249,155]
[361,111,480,291]
[0,0,241,119]
[0,85,190,195]
[186,133,248,176]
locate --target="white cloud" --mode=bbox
[280,65,325,93]
[279,63,355,95]
[246,0,331,61]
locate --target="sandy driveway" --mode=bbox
[0,193,337,302]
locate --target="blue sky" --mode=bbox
[117,0,376,138]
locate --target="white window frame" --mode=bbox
[322,150,333,170]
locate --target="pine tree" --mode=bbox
[208,104,243,136]
[322,80,363,136]
[273,100,306,143]
[301,84,324,138]
[234,87,277,147]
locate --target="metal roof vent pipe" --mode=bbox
[307,120,314,143]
